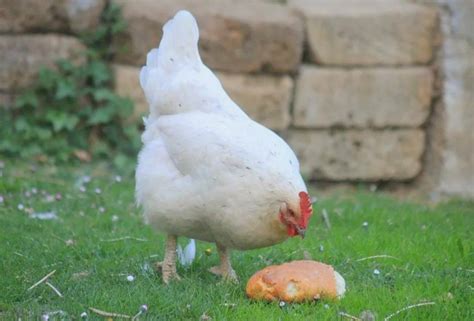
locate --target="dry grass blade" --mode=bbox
[27,270,56,291]
[321,209,331,229]
[384,302,435,320]
[45,281,63,297]
[100,236,148,242]
[356,255,399,262]
[339,311,361,320]
[89,307,131,319]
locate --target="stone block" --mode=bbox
[289,0,438,66]
[0,35,86,91]
[293,65,434,128]
[0,0,106,34]
[287,129,426,180]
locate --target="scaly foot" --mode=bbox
[208,244,239,283]
[156,261,181,284]
[156,234,181,284]
[209,265,238,283]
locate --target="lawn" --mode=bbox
[0,161,472,320]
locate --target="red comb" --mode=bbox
[299,191,313,227]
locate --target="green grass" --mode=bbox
[0,162,472,320]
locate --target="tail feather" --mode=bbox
[139,10,247,119]
[160,10,200,63]
[140,10,202,115]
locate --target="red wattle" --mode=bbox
[287,225,297,236]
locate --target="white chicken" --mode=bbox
[136,10,312,283]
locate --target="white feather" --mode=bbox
[334,271,346,298]
[177,239,196,266]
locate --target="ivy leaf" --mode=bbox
[111,20,127,34]
[55,80,76,100]
[87,107,115,125]
[92,88,116,102]
[87,61,110,86]
[15,92,38,109]
[14,118,29,131]
[115,97,134,118]
[45,110,79,132]
[57,59,75,74]
[37,68,58,91]
[34,127,53,140]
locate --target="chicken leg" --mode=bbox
[209,244,238,282]
[156,234,181,284]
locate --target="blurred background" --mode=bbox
[0,0,472,199]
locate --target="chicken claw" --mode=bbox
[156,234,181,284]
[209,244,239,283]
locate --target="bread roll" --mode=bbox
[246,260,345,302]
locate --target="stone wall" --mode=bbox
[0,0,472,198]
[436,0,474,198]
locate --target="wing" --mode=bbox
[155,112,302,189]
[135,133,200,214]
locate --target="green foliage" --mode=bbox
[0,3,140,169]
[82,1,127,61]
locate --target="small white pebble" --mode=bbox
[362,221,369,228]
[31,187,38,194]
[79,186,86,193]
[17,203,24,211]
[115,175,122,182]
[279,301,286,307]
[127,275,135,282]
[95,188,101,194]
[99,207,105,213]
[80,311,87,318]
[112,215,119,222]
[373,269,381,275]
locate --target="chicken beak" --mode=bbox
[296,226,306,238]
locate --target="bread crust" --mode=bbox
[246,260,338,302]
